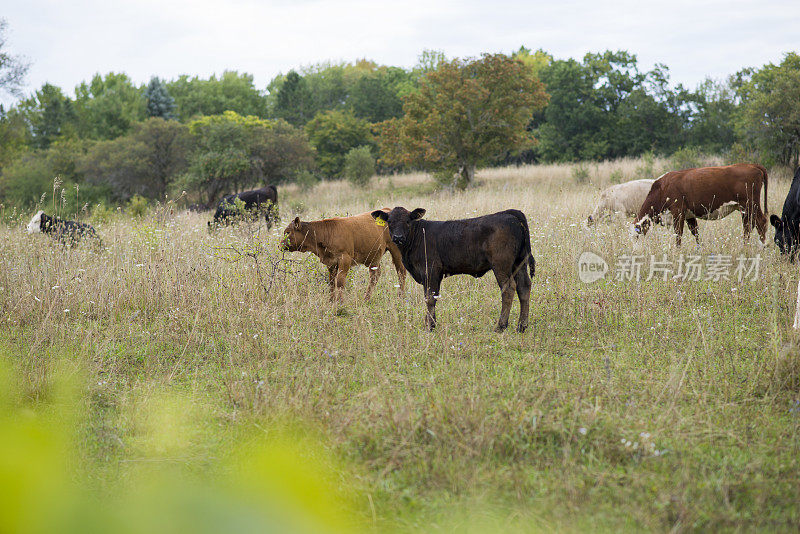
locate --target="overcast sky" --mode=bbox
[2,0,798,106]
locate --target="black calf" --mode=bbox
[209,186,278,229]
[372,207,535,332]
[771,167,800,260]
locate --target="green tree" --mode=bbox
[737,52,800,167]
[79,118,190,201]
[0,152,57,209]
[74,73,146,140]
[274,70,313,126]
[303,62,348,114]
[305,109,373,178]
[378,53,548,188]
[0,140,107,212]
[144,77,176,119]
[343,146,375,186]
[349,67,407,123]
[167,71,267,120]
[0,105,28,169]
[531,51,690,162]
[685,78,737,152]
[0,18,30,97]
[512,46,551,76]
[16,83,77,148]
[184,111,313,203]
[532,58,605,161]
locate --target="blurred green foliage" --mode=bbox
[0,355,358,534]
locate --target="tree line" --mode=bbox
[0,18,798,211]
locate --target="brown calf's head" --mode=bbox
[631,181,666,237]
[281,217,310,252]
[371,207,426,247]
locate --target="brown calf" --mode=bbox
[281,210,406,301]
[631,164,768,246]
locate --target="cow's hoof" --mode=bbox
[517,324,527,333]
[495,324,508,333]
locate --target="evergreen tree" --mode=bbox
[275,71,313,126]
[144,77,176,120]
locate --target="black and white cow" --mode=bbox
[209,186,278,229]
[770,167,800,260]
[26,210,99,244]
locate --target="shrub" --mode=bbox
[289,201,306,215]
[670,147,703,170]
[724,143,760,166]
[635,151,656,179]
[343,146,375,187]
[90,203,116,224]
[571,163,590,184]
[609,169,624,184]
[127,195,148,217]
[296,170,320,192]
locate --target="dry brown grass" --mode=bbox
[1,159,799,532]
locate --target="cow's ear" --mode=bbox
[293,216,301,229]
[410,208,426,220]
[371,210,388,222]
[770,214,783,229]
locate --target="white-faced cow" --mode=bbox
[371,207,535,333]
[587,179,656,225]
[209,186,278,229]
[631,164,768,246]
[588,178,740,227]
[26,210,100,244]
[770,167,800,260]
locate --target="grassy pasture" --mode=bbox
[1,158,799,532]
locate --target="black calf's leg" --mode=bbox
[423,275,442,331]
[493,270,516,332]
[514,267,531,332]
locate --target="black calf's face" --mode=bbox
[771,215,794,255]
[372,207,426,246]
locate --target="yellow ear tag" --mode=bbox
[376,218,386,227]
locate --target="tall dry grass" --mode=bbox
[1,158,798,532]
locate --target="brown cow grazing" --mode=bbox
[372,207,535,333]
[281,210,406,302]
[630,164,768,246]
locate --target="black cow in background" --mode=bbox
[771,167,800,260]
[26,210,100,245]
[209,186,278,229]
[372,207,535,332]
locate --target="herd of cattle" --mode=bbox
[23,163,800,331]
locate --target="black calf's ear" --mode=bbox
[293,216,301,229]
[770,214,783,229]
[410,208,426,220]
[371,210,388,222]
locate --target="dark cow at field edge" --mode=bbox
[372,207,535,332]
[209,186,278,229]
[26,210,100,244]
[770,167,800,260]
[281,210,406,302]
[631,164,768,246]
